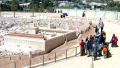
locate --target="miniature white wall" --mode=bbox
[3,36,45,54]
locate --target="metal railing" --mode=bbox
[0,60,16,68]
[24,46,80,68]
[0,46,80,68]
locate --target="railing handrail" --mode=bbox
[24,45,80,68]
[43,46,79,55]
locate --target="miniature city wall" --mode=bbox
[45,31,78,53]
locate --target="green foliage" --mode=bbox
[11,0,19,11]
[52,0,59,7]
[42,0,54,9]
[39,3,44,12]
[71,0,80,3]
[1,4,11,11]
[104,1,120,11]
[29,0,39,12]
[6,1,12,5]
[29,0,54,12]
[106,6,120,11]
[40,0,54,12]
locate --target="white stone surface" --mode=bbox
[3,36,45,54]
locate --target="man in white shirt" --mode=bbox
[98,18,104,33]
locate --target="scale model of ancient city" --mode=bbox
[0,0,120,68]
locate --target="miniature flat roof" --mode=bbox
[8,33,46,39]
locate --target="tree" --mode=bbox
[42,0,54,12]
[11,0,19,17]
[1,3,11,11]
[29,0,39,16]
[71,0,80,3]
[6,1,12,5]
[51,0,59,7]
[31,2,39,12]
[0,3,1,16]
[24,0,29,3]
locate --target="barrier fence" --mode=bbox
[26,46,80,68]
[0,10,120,21]
[0,46,80,68]
[0,60,16,68]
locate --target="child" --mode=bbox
[102,47,107,59]
[80,40,85,56]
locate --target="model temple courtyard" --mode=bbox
[0,9,120,68]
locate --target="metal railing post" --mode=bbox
[43,55,44,66]
[19,55,21,60]
[29,51,32,68]
[91,52,94,68]
[55,53,56,62]
[66,50,67,59]
[75,47,77,56]
[10,56,11,60]
[14,61,16,68]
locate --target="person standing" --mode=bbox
[82,11,86,18]
[92,43,98,61]
[95,25,99,35]
[98,43,103,57]
[100,31,106,44]
[85,37,88,55]
[80,40,85,56]
[98,18,104,33]
[87,39,93,57]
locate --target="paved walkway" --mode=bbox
[36,22,120,68]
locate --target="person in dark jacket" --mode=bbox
[95,25,99,35]
[92,43,98,61]
[82,11,86,17]
[85,37,88,55]
[87,39,92,57]
[100,31,106,44]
